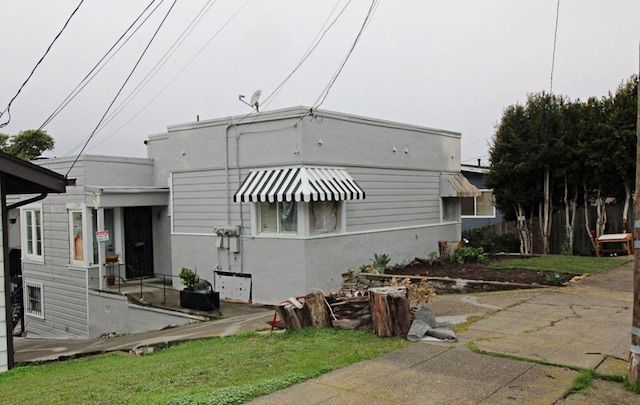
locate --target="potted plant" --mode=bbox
[178,267,219,311]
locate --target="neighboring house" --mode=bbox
[20,106,478,338]
[1,151,67,371]
[460,163,502,232]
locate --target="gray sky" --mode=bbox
[1,0,638,165]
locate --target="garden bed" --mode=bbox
[385,255,574,286]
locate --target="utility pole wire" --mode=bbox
[65,0,178,177]
[549,0,560,94]
[40,0,161,131]
[0,0,85,128]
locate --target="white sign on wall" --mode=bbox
[95,230,110,242]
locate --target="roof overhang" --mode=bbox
[440,173,481,198]
[0,151,68,195]
[234,166,365,203]
[85,186,169,208]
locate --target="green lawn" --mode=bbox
[489,254,632,275]
[0,328,409,404]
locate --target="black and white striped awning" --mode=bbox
[233,166,365,203]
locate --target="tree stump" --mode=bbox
[276,299,311,331]
[305,291,331,328]
[369,286,411,337]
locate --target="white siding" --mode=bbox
[172,169,241,235]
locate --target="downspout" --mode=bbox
[7,193,48,211]
[225,120,236,273]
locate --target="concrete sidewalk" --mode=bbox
[251,261,639,404]
[13,261,640,403]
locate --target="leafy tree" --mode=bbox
[0,129,54,160]
[488,74,637,255]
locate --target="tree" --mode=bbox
[0,129,54,160]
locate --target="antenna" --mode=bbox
[238,89,261,112]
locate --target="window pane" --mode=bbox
[460,197,475,216]
[34,210,42,255]
[260,202,277,233]
[26,212,34,254]
[279,201,297,233]
[72,211,83,261]
[476,191,494,216]
[310,201,339,234]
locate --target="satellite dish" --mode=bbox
[238,89,262,112]
[249,90,262,107]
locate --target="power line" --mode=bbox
[549,0,560,93]
[313,0,381,109]
[65,0,178,177]
[82,0,251,154]
[89,0,218,138]
[39,0,161,131]
[260,0,352,109]
[0,0,85,128]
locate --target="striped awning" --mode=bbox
[234,166,365,203]
[440,173,481,198]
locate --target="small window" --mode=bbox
[23,207,43,261]
[70,210,84,263]
[461,190,496,218]
[25,280,44,319]
[310,200,340,234]
[259,201,298,235]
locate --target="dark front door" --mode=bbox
[123,207,154,279]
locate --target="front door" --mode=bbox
[123,207,154,279]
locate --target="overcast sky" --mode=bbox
[1,0,638,165]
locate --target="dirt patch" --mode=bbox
[385,256,574,286]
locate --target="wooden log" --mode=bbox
[369,286,412,337]
[276,301,311,331]
[304,291,331,328]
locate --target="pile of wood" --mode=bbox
[275,287,412,338]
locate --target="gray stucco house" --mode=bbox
[13,106,478,339]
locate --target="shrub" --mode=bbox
[452,246,486,264]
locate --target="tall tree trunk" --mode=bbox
[563,177,577,255]
[583,180,597,252]
[595,188,607,237]
[623,183,631,233]
[538,168,552,254]
[515,203,532,255]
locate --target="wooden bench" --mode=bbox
[596,233,633,257]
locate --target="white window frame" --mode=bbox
[253,201,346,237]
[24,280,44,319]
[21,205,44,263]
[461,189,496,218]
[68,208,86,265]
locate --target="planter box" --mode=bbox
[180,289,220,311]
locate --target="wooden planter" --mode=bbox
[179,289,220,311]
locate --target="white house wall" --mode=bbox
[21,156,168,338]
[21,191,90,338]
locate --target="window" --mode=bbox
[259,201,298,234]
[22,207,43,261]
[310,200,340,235]
[25,280,44,318]
[461,190,495,217]
[70,210,84,263]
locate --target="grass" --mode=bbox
[0,328,408,405]
[488,254,632,275]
